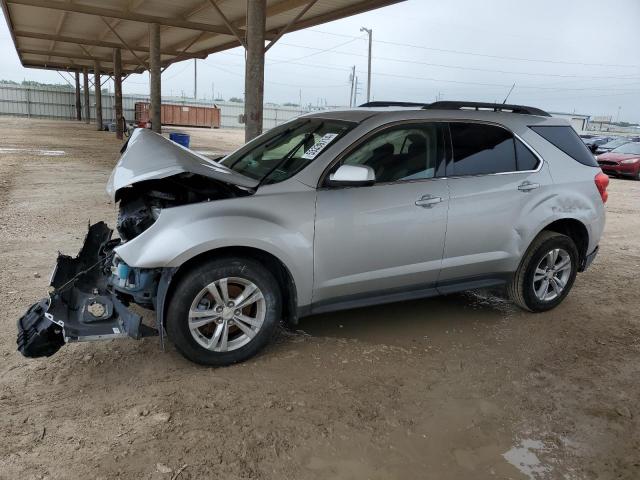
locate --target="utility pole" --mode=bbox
[360,27,372,102]
[353,76,361,106]
[194,59,197,100]
[349,65,355,107]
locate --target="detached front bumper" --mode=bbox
[17,222,158,359]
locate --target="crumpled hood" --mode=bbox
[106,128,259,200]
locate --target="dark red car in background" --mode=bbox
[597,142,640,180]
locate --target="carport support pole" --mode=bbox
[244,0,266,142]
[149,22,161,133]
[94,61,103,131]
[74,71,82,121]
[113,48,124,140]
[83,67,90,124]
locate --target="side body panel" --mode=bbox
[313,178,449,305]
[517,126,605,256]
[440,163,554,281]
[441,121,605,283]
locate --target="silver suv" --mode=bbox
[17,101,608,366]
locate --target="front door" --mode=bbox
[313,122,449,308]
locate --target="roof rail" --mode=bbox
[423,101,551,117]
[359,101,428,108]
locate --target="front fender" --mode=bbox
[115,191,317,306]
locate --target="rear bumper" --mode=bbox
[579,245,598,272]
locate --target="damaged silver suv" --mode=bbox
[17,101,607,366]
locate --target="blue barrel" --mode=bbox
[169,132,190,148]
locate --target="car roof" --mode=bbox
[301,106,569,128]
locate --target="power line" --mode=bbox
[269,36,364,65]
[264,57,640,93]
[206,51,640,94]
[306,29,640,69]
[199,61,346,89]
[275,43,640,80]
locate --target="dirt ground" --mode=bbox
[0,117,638,480]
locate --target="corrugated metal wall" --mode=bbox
[0,84,310,130]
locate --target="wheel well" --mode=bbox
[541,219,589,265]
[164,247,298,326]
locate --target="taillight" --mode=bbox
[594,172,609,203]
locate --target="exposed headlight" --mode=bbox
[620,158,640,164]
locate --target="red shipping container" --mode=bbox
[135,102,221,128]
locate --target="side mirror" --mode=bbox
[327,164,375,187]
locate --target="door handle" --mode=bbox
[517,181,540,192]
[415,195,442,208]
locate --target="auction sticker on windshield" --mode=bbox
[301,133,339,159]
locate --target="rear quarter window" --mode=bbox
[530,125,598,167]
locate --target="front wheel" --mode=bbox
[507,231,579,312]
[166,257,282,366]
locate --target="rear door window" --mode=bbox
[449,123,516,175]
[530,125,598,167]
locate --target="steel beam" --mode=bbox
[149,23,161,133]
[207,0,246,48]
[265,0,318,52]
[245,0,266,142]
[100,17,149,70]
[14,30,184,56]
[74,71,81,121]
[83,66,90,124]
[113,48,123,140]
[94,61,102,131]
[6,0,243,35]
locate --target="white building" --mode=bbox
[549,111,590,132]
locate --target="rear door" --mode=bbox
[439,122,552,285]
[313,122,449,307]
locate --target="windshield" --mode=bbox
[601,138,627,149]
[611,142,640,155]
[221,118,354,185]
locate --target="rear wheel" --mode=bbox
[166,257,281,366]
[508,231,579,312]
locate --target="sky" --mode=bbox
[1,0,639,122]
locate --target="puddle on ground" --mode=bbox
[502,439,551,479]
[298,290,515,346]
[0,147,65,156]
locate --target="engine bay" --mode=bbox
[116,173,251,241]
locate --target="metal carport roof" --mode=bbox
[1,0,404,75]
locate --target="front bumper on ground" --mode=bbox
[17,222,158,358]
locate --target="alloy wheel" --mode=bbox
[532,248,572,302]
[188,277,265,352]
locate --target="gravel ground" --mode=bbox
[0,117,638,480]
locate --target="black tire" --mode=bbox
[507,231,579,312]
[166,256,282,366]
